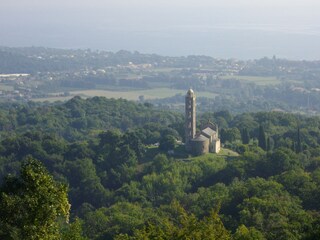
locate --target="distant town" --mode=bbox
[1,47,320,114]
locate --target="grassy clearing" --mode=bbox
[218,148,239,161]
[141,144,239,168]
[218,148,239,157]
[190,152,221,161]
[221,75,281,85]
[174,145,238,162]
[0,84,14,91]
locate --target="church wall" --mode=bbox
[191,139,209,155]
[210,139,221,153]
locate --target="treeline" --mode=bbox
[153,79,320,113]
[1,98,320,239]
[2,47,320,78]
[0,96,182,141]
[240,56,320,80]
[38,76,150,92]
[0,47,217,74]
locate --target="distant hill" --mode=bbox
[0,46,216,74]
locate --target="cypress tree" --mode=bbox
[291,141,296,152]
[241,128,250,144]
[258,125,267,150]
[296,127,302,153]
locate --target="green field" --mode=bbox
[32,88,218,102]
[0,84,14,91]
[71,88,186,100]
[32,96,73,102]
[75,88,218,100]
[221,75,282,85]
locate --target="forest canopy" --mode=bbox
[0,97,320,239]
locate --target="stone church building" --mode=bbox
[185,89,221,155]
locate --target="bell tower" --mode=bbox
[185,88,196,151]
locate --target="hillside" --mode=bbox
[0,97,320,239]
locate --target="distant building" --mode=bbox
[185,89,220,155]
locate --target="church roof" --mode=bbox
[201,127,217,137]
[192,134,209,142]
[186,88,195,97]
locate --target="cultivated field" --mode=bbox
[71,88,187,100]
[33,88,218,102]
[0,84,14,91]
[221,75,282,85]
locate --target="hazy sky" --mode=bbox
[1,0,320,59]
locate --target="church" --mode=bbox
[185,89,221,155]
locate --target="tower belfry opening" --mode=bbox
[185,88,196,151]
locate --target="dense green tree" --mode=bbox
[115,201,231,240]
[123,131,145,159]
[99,129,122,150]
[258,125,267,150]
[64,142,94,160]
[296,127,302,153]
[275,168,318,210]
[151,154,169,173]
[232,113,258,131]
[83,202,156,239]
[241,128,250,144]
[114,181,147,204]
[221,128,241,143]
[61,218,88,240]
[214,110,233,123]
[107,144,138,189]
[0,157,70,240]
[65,158,110,208]
[184,183,229,218]
[159,134,176,151]
[268,148,300,175]
[81,207,110,239]
[233,225,265,240]
[142,171,186,204]
[266,136,274,152]
[239,193,312,240]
